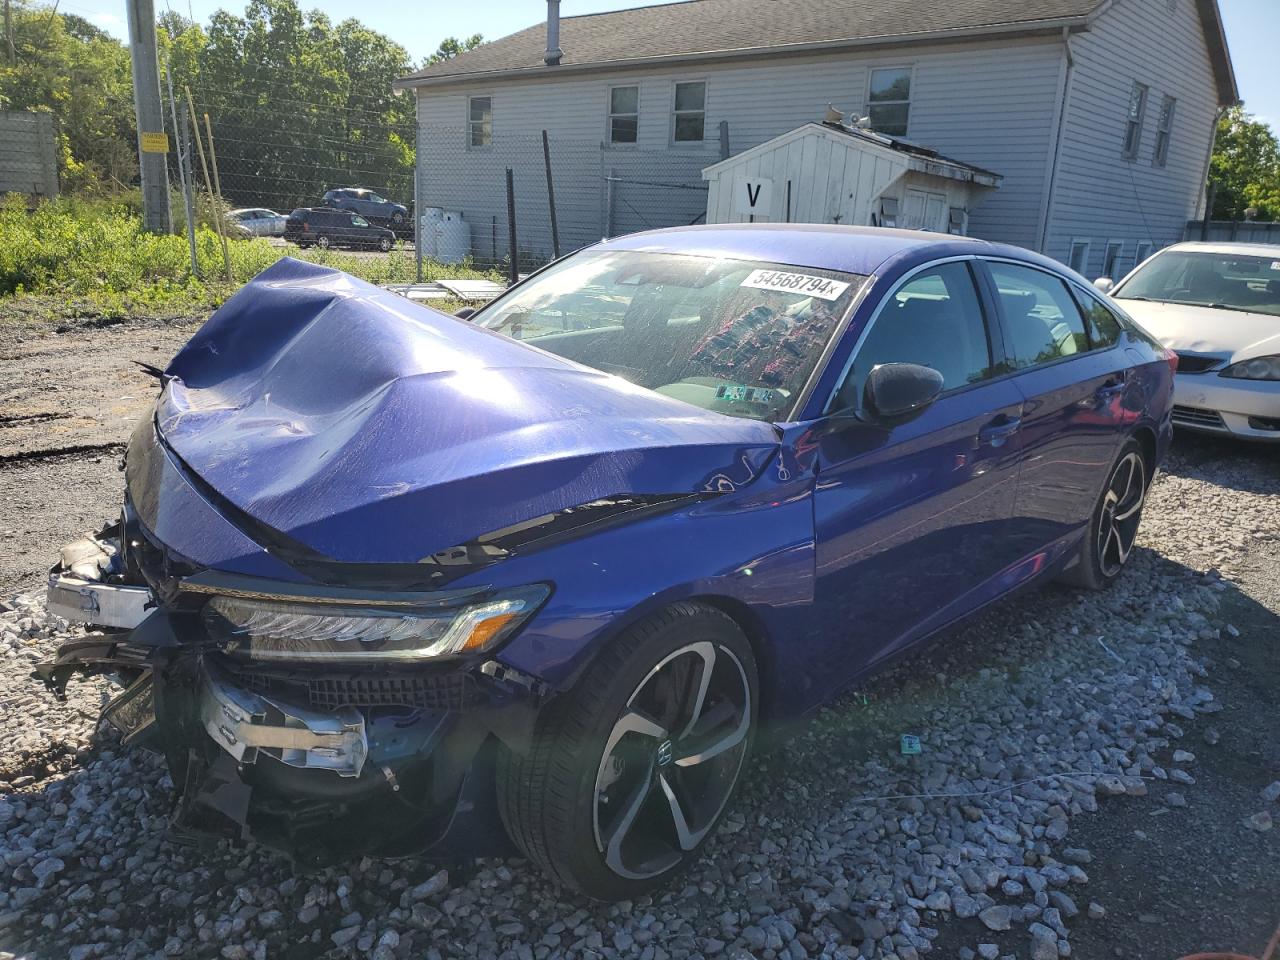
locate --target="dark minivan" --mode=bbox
[284,207,396,251]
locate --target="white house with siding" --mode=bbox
[394,0,1236,279]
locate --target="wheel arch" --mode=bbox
[686,594,778,721]
[1131,423,1157,487]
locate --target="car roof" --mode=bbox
[1162,240,1280,258]
[595,224,1061,278]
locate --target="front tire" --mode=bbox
[498,602,757,900]
[1061,438,1147,590]
[378,236,392,252]
[316,234,331,250]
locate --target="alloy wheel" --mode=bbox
[1098,450,1145,577]
[592,640,751,880]
[317,235,331,249]
[379,237,392,252]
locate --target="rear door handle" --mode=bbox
[978,415,1021,447]
[1095,369,1133,401]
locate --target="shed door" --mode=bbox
[903,189,947,231]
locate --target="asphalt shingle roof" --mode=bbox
[400,0,1103,84]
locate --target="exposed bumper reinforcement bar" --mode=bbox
[47,572,153,630]
[198,663,369,778]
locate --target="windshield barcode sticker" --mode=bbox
[740,269,850,301]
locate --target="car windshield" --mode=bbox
[473,250,866,421]
[1115,250,1280,317]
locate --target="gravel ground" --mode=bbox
[1,321,1278,960]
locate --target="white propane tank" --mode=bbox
[432,212,470,265]
[418,207,444,259]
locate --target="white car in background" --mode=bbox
[1098,242,1280,442]
[228,208,288,238]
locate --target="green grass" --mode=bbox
[0,194,503,324]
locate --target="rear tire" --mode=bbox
[1060,438,1147,590]
[498,601,757,900]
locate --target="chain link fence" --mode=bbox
[416,126,721,275]
[163,94,723,277]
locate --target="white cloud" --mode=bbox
[89,11,125,30]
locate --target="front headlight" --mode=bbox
[202,585,548,662]
[1220,355,1280,381]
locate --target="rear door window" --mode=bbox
[1071,288,1125,349]
[986,262,1090,368]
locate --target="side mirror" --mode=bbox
[454,306,477,320]
[864,363,945,420]
[1093,277,1115,293]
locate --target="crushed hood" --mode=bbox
[1118,299,1280,359]
[155,259,779,566]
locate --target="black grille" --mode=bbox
[218,658,479,712]
[1174,353,1224,374]
[1171,405,1227,429]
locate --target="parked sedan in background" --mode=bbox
[283,207,395,251]
[321,187,410,228]
[38,226,1174,900]
[228,208,288,237]
[1103,241,1280,441]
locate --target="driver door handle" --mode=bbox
[978,415,1021,447]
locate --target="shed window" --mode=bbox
[868,67,911,137]
[878,196,899,228]
[468,96,492,147]
[1122,81,1148,159]
[608,86,639,144]
[1069,239,1091,275]
[672,81,705,142]
[948,207,968,236]
[1153,95,1176,167]
[1135,240,1154,264]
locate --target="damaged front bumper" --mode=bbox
[36,529,548,862]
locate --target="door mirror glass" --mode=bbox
[1093,277,1115,293]
[864,363,945,419]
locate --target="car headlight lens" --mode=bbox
[202,585,548,662]
[1220,355,1280,381]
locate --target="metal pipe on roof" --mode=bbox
[545,0,563,66]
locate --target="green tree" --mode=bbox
[0,2,136,190]
[1209,106,1280,221]
[425,33,483,66]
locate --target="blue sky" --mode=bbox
[67,0,1278,127]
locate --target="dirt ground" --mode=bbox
[1,317,1278,959]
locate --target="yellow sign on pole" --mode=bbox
[140,131,170,153]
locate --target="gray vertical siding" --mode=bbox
[0,112,58,198]
[414,35,1065,260]
[1045,0,1219,278]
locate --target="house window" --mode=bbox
[468,96,492,147]
[1153,95,1176,166]
[608,85,639,144]
[1069,239,1091,274]
[672,81,705,142]
[1102,240,1124,279]
[1135,240,1154,264]
[868,67,911,137]
[1122,81,1148,159]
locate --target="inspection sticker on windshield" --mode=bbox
[740,269,850,301]
[1272,261,1280,270]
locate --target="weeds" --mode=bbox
[0,195,502,322]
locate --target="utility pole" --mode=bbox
[126,0,172,233]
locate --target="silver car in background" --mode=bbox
[1101,242,1280,442]
[228,208,288,238]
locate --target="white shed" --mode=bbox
[703,121,1001,235]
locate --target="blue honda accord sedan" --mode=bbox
[39,225,1175,898]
